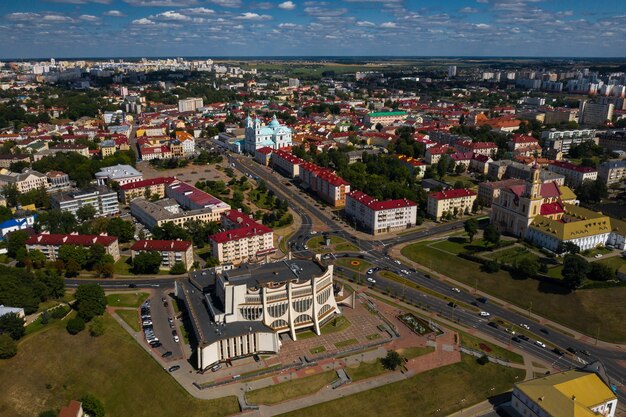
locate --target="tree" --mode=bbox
[464,219,478,242]
[76,205,97,223]
[381,350,403,370]
[483,224,500,245]
[80,394,105,417]
[104,217,135,243]
[513,257,540,277]
[169,262,187,275]
[28,249,47,269]
[2,183,19,207]
[66,317,85,334]
[562,254,590,290]
[89,317,105,337]
[74,284,106,322]
[132,251,162,274]
[0,334,17,359]
[587,262,615,281]
[556,241,580,255]
[7,230,29,259]
[455,164,467,175]
[482,260,501,273]
[0,313,25,340]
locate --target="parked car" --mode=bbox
[168,365,180,372]
[519,335,529,341]
[566,347,577,354]
[162,351,173,358]
[211,363,222,372]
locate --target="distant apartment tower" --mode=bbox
[598,160,626,186]
[579,100,614,127]
[541,129,597,155]
[597,130,626,152]
[447,65,457,78]
[178,97,204,113]
[50,186,119,218]
[288,78,300,88]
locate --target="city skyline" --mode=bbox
[0,0,625,59]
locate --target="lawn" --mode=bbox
[456,329,524,364]
[310,346,326,354]
[345,359,387,382]
[113,256,133,275]
[116,309,141,332]
[397,346,435,360]
[278,355,524,417]
[296,316,352,339]
[335,338,358,349]
[402,240,626,343]
[596,256,626,272]
[0,314,239,417]
[245,370,337,405]
[307,235,359,253]
[485,246,538,265]
[335,257,373,273]
[106,292,149,308]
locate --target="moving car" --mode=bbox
[552,348,564,356]
[487,321,499,329]
[367,277,376,284]
[479,311,490,317]
[535,340,547,348]
[367,268,374,275]
[451,287,461,293]
[520,323,530,330]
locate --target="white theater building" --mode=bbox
[244,114,292,154]
[176,259,342,370]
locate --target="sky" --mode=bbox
[0,0,625,59]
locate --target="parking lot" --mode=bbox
[140,290,184,362]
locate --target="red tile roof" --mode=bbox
[26,233,117,246]
[58,400,82,417]
[508,181,562,199]
[120,177,176,191]
[131,239,192,252]
[540,202,565,216]
[272,149,304,165]
[348,190,416,211]
[255,147,274,155]
[209,224,272,244]
[511,134,538,144]
[550,160,597,173]
[429,189,476,200]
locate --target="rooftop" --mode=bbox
[120,176,176,191]
[26,232,117,247]
[131,239,192,252]
[429,188,476,200]
[95,164,142,180]
[224,259,326,289]
[348,190,417,211]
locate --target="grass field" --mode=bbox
[310,346,326,354]
[278,355,524,417]
[402,240,626,342]
[296,316,352,340]
[345,359,387,382]
[307,235,359,253]
[0,314,239,417]
[335,338,358,349]
[116,309,141,332]
[397,346,435,360]
[113,256,132,275]
[485,246,538,265]
[245,370,337,405]
[106,292,149,308]
[457,329,524,364]
[335,257,373,273]
[596,256,626,272]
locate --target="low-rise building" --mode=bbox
[364,111,408,127]
[487,160,565,185]
[0,169,48,193]
[395,155,427,178]
[512,369,617,417]
[0,305,25,319]
[300,162,350,208]
[254,147,273,166]
[49,144,90,158]
[51,185,119,217]
[477,178,526,207]
[174,259,341,370]
[270,148,303,178]
[598,159,626,186]
[427,188,477,221]
[345,190,417,235]
[95,164,143,186]
[46,171,71,193]
[0,214,36,240]
[118,176,176,204]
[456,141,498,157]
[58,400,84,417]
[130,198,227,229]
[548,161,598,188]
[209,210,274,264]
[0,154,30,169]
[25,232,120,261]
[131,239,194,271]
[166,181,231,212]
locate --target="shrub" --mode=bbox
[0,334,17,359]
[80,394,105,417]
[50,305,70,319]
[66,317,86,335]
[477,354,490,365]
[482,260,501,273]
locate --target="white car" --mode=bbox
[367,268,374,275]
[451,287,461,293]
[520,323,530,330]
[401,269,409,275]
[479,311,490,317]
[394,260,401,265]
[594,254,603,258]
[173,335,180,343]
[535,340,546,348]
[367,277,376,284]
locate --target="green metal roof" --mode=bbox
[368,111,407,117]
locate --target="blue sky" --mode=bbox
[0,0,624,58]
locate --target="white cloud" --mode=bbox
[475,23,491,28]
[208,0,242,7]
[154,11,191,21]
[304,7,347,17]
[380,21,397,28]
[123,0,199,6]
[6,13,41,21]
[45,0,111,4]
[278,1,296,10]
[459,7,478,13]
[235,12,272,20]
[132,18,155,25]
[183,7,215,14]
[356,20,375,27]
[42,14,75,23]
[103,10,126,17]
[278,22,298,28]
[79,15,101,22]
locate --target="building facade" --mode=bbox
[541,129,597,155]
[118,176,176,204]
[597,130,626,152]
[244,115,292,154]
[26,232,120,261]
[598,160,626,186]
[548,161,598,188]
[427,189,477,221]
[95,164,143,186]
[51,186,119,217]
[364,111,408,127]
[0,169,48,193]
[299,162,351,208]
[131,239,194,271]
[345,191,417,235]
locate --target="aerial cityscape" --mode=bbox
[0,1,625,417]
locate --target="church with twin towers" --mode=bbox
[244,114,293,154]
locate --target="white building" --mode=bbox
[175,259,342,370]
[447,65,457,78]
[244,115,293,154]
[95,164,143,186]
[0,169,49,194]
[209,210,275,264]
[345,191,417,235]
[50,186,119,218]
[548,161,598,188]
[512,370,617,417]
[427,189,477,221]
[0,305,25,319]
[178,97,203,113]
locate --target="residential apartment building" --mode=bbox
[512,370,617,417]
[0,169,49,193]
[543,109,577,125]
[299,162,350,208]
[209,210,274,264]
[50,186,119,217]
[270,148,303,178]
[178,97,203,113]
[364,111,408,127]
[427,188,477,221]
[49,144,90,158]
[395,155,427,178]
[0,154,30,169]
[598,160,626,186]
[118,176,176,204]
[487,160,565,185]
[477,178,526,207]
[597,129,626,152]
[131,239,194,271]
[548,161,598,188]
[456,141,498,157]
[130,197,228,229]
[166,181,231,212]
[175,259,341,370]
[345,191,417,235]
[541,129,597,155]
[25,232,120,261]
[425,145,452,165]
[95,164,143,186]
[579,100,614,126]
